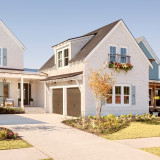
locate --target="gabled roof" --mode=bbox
[0,20,25,50]
[70,19,121,63]
[40,20,120,71]
[136,37,160,64]
[39,55,55,71]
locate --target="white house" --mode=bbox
[0,20,46,109]
[40,19,152,117]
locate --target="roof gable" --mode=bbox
[70,20,121,63]
[0,20,25,50]
[136,37,160,64]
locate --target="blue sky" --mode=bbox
[0,0,159,69]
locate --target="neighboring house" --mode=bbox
[40,19,152,117]
[0,20,46,109]
[137,37,160,108]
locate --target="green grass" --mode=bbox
[141,147,160,157]
[0,139,32,150]
[102,121,160,140]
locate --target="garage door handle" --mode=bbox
[74,104,75,107]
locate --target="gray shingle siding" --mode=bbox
[138,41,159,81]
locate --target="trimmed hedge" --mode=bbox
[0,107,24,114]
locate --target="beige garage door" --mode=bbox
[52,89,63,115]
[67,87,81,117]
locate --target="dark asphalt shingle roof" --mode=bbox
[40,19,120,71]
[39,55,55,72]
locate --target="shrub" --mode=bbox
[63,113,159,135]
[0,128,19,140]
[0,107,24,114]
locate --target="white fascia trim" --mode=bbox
[84,20,152,68]
[84,20,122,62]
[70,35,94,43]
[0,20,25,50]
[149,80,160,83]
[49,84,82,89]
[136,36,160,64]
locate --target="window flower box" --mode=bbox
[109,62,133,72]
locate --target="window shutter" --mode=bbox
[0,48,1,66]
[3,48,7,66]
[131,86,136,105]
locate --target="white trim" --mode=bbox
[56,47,69,69]
[120,22,152,68]
[49,84,82,115]
[84,20,121,61]
[136,37,160,64]
[104,84,131,107]
[0,20,25,50]
[84,20,152,68]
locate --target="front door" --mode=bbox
[0,82,10,105]
[149,89,152,106]
[24,83,29,105]
[156,89,160,107]
[18,83,29,105]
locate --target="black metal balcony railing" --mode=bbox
[108,54,131,63]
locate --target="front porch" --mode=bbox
[0,69,46,110]
[149,80,160,109]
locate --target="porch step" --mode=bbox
[24,107,46,114]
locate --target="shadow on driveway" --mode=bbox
[0,114,46,125]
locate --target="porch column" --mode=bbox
[21,77,24,110]
[44,82,46,108]
[153,85,156,108]
[63,87,67,117]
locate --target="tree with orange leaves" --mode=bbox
[88,60,115,119]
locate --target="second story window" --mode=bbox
[110,46,116,62]
[58,51,63,68]
[57,48,69,68]
[0,48,7,66]
[121,48,127,63]
[64,49,69,66]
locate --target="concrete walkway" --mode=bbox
[114,137,160,148]
[0,147,50,160]
[0,114,160,160]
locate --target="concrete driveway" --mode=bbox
[0,114,160,160]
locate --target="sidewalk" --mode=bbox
[0,147,50,160]
[114,137,160,148]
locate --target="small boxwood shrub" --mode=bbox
[0,107,24,114]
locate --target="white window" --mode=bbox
[57,48,69,68]
[120,48,127,63]
[115,86,121,104]
[110,46,116,62]
[0,48,7,66]
[58,51,63,68]
[105,85,131,105]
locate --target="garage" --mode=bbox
[52,89,63,115]
[67,87,81,117]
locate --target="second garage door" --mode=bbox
[67,87,81,117]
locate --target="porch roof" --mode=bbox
[41,71,83,82]
[0,69,47,79]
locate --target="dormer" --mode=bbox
[52,35,94,69]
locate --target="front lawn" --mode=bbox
[63,114,160,140]
[141,147,160,157]
[0,127,32,150]
[0,139,32,150]
[102,121,160,140]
